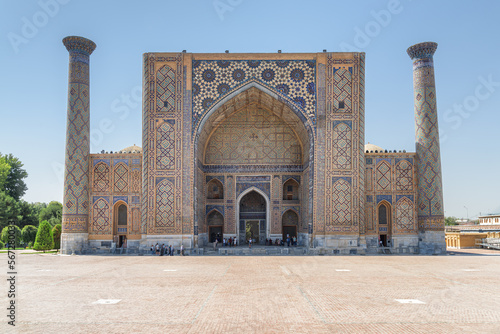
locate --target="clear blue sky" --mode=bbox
[1,0,499,219]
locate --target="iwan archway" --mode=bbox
[237,187,270,245]
[194,85,314,247]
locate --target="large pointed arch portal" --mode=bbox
[194,85,315,246]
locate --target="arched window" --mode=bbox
[283,179,299,200]
[379,205,387,224]
[118,204,127,226]
[378,202,391,227]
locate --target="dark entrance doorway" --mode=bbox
[118,235,127,248]
[379,234,387,247]
[282,210,298,243]
[282,226,297,241]
[209,226,223,243]
[239,191,267,245]
[207,210,224,243]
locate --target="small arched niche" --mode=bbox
[207,178,224,199]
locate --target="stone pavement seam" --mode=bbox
[192,284,217,324]
[297,286,327,324]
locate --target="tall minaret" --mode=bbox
[61,36,96,254]
[407,42,445,254]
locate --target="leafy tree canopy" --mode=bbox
[445,216,458,226]
[1,224,22,246]
[39,201,62,226]
[21,225,38,244]
[0,191,18,231]
[1,153,28,201]
[0,155,10,190]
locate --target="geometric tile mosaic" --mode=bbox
[376,161,391,191]
[330,177,351,226]
[113,163,128,193]
[332,122,352,169]
[396,159,413,191]
[192,60,316,126]
[156,122,175,170]
[155,179,174,228]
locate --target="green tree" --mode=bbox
[1,224,22,246]
[1,153,28,201]
[52,224,62,249]
[21,225,37,244]
[0,191,18,231]
[16,200,43,229]
[39,201,62,226]
[0,155,10,190]
[445,216,458,226]
[34,221,54,252]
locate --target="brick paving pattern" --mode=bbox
[3,251,500,333]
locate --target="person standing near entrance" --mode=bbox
[180,244,184,256]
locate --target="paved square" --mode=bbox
[3,251,500,333]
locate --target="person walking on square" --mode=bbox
[180,244,184,256]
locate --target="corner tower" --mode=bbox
[61,36,96,254]
[407,42,445,254]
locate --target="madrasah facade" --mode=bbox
[60,36,445,255]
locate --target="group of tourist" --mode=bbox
[215,237,238,248]
[150,243,184,256]
[212,235,299,248]
[265,235,297,247]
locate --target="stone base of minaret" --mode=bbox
[61,233,89,255]
[418,231,446,255]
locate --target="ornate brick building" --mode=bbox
[60,36,445,254]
